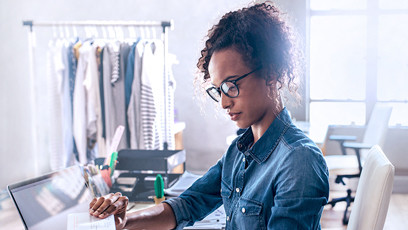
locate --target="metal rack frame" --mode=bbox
[23,20,174,175]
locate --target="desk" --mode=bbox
[127,202,225,230]
[0,198,225,230]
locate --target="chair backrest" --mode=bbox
[347,145,395,230]
[362,104,392,147]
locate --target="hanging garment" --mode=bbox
[140,40,165,150]
[83,42,106,159]
[119,42,131,149]
[60,41,75,167]
[124,39,140,146]
[73,41,89,164]
[67,41,79,162]
[128,39,176,150]
[125,39,140,111]
[165,53,178,150]
[102,42,129,153]
[94,44,107,158]
[99,46,106,140]
[47,39,68,170]
[73,41,101,164]
[127,41,144,149]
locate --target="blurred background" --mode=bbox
[0,0,407,220]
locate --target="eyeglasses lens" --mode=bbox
[207,88,221,102]
[221,82,238,97]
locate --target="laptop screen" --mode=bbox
[7,165,104,230]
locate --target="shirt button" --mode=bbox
[242,208,246,213]
[226,216,230,221]
[242,157,245,163]
[236,188,240,193]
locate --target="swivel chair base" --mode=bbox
[327,189,354,225]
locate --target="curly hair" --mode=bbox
[196,1,302,103]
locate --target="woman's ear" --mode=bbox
[265,80,274,100]
[264,72,277,86]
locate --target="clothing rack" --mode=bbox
[22,20,172,32]
[23,20,174,174]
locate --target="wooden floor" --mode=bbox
[321,191,408,230]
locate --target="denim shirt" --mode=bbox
[164,108,329,229]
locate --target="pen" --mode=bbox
[83,167,97,198]
[109,151,118,177]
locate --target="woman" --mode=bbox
[89,2,329,229]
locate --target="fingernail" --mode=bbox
[99,213,105,218]
[93,211,99,216]
[89,209,94,214]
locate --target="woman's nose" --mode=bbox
[220,92,232,109]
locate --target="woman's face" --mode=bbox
[208,48,276,129]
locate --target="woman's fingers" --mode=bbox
[89,193,114,215]
[89,192,123,218]
[117,196,129,216]
[89,197,97,209]
[89,193,112,215]
[99,195,129,219]
[93,193,119,217]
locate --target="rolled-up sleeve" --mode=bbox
[163,158,224,229]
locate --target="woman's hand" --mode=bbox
[89,192,129,229]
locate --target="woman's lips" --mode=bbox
[229,112,241,121]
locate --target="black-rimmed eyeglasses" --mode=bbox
[206,66,262,102]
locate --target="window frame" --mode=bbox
[306,0,408,125]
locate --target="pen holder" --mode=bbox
[154,196,165,204]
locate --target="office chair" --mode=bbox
[325,104,392,224]
[346,145,394,230]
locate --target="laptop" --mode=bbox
[7,165,108,230]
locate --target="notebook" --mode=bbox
[7,165,111,230]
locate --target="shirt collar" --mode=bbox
[236,107,292,164]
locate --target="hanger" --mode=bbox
[92,26,99,39]
[64,25,70,39]
[151,26,157,39]
[108,26,115,40]
[73,26,78,39]
[139,26,146,39]
[128,26,136,39]
[115,26,124,41]
[58,25,64,39]
[145,26,151,39]
[102,26,108,39]
[51,24,58,42]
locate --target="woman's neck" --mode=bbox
[251,103,283,144]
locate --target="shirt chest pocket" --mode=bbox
[234,198,266,230]
[220,180,233,212]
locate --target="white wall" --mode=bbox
[0,0,307,188]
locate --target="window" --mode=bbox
[308,0,408,142]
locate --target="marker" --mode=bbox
[154,174,165,204]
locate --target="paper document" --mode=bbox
[165,171,203,196]
[67,212,115,230]
[184,206,226,229]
